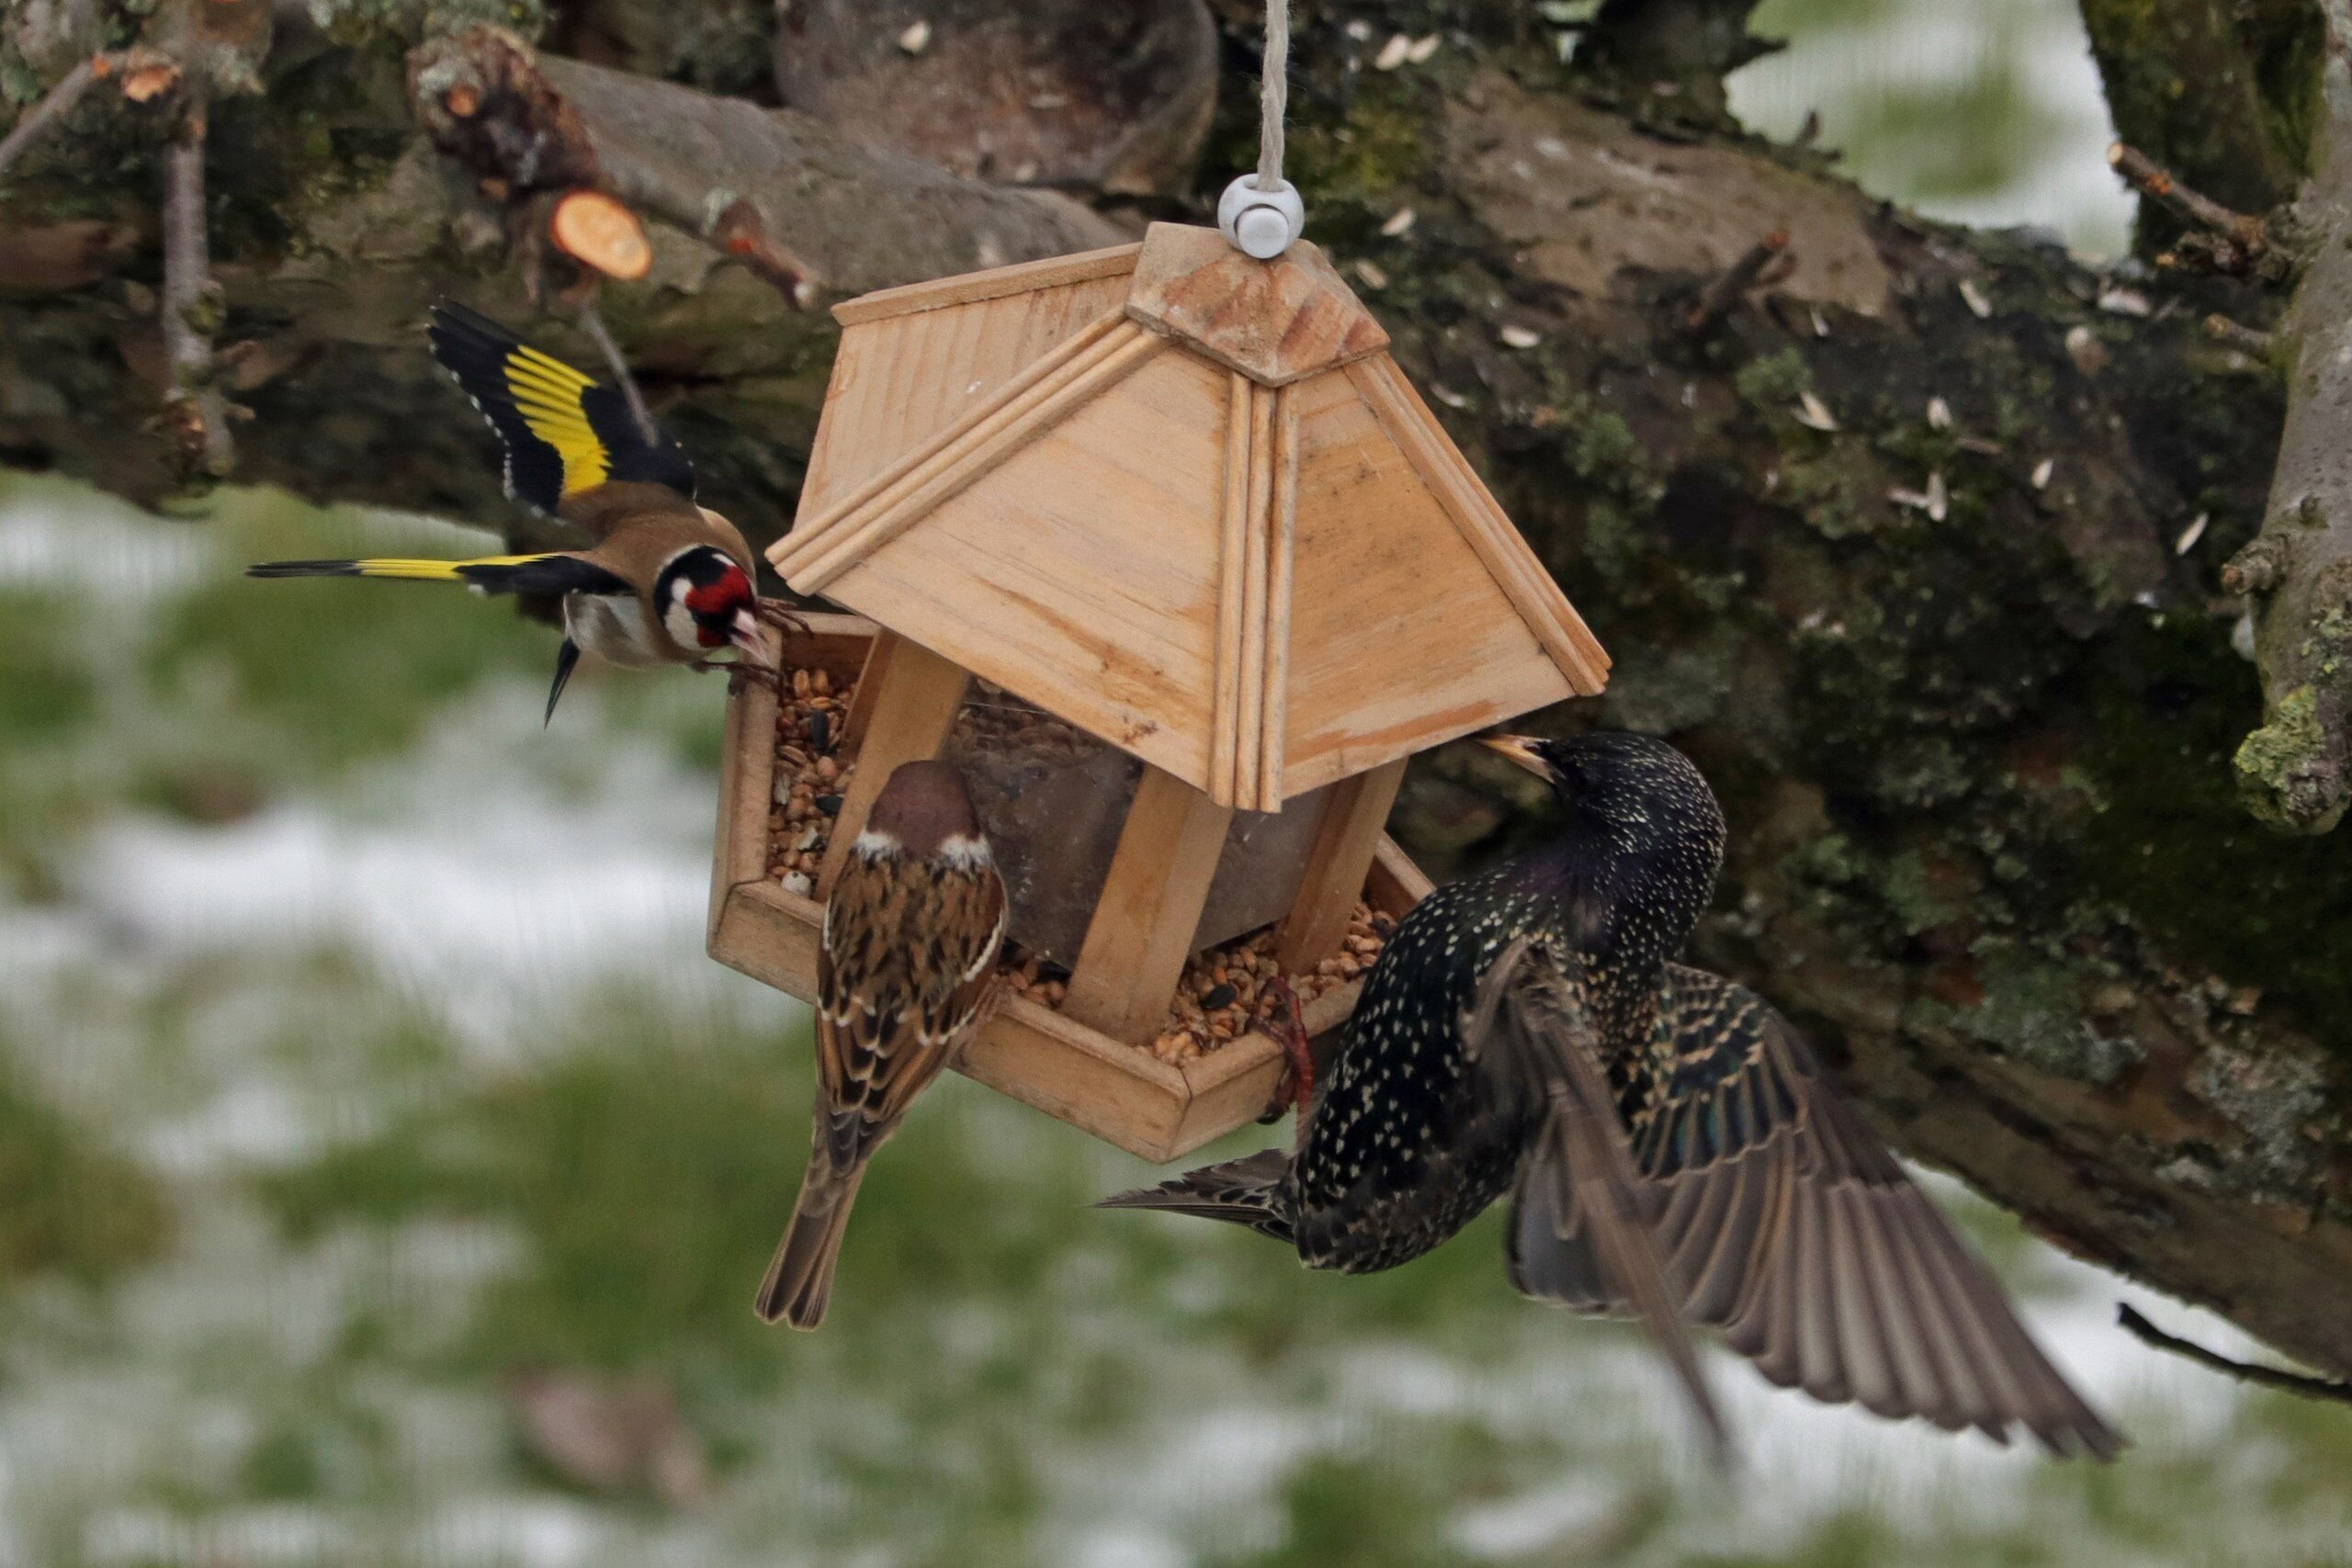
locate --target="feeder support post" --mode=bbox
[817,637,973,898]
[1275,757,1408,973]
[1063,768,1238,1043]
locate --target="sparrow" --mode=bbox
[1102,731,2122,1461]
[756,760,1008,1329]
[247,302,799,724]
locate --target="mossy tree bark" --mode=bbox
[6,0,2352,1379]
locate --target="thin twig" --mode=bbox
[0,49,181,181]
[2117,1304,2352,1405]
[2108,142,2266,242]
[2204,312,2276,357]
[159,88,233,480]
[1686,230,1790,333]
[0,58,96,181]
[575,299,659,447]
[2108,142,2272,275]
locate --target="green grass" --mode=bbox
[0,1053,168,1288]
[261,1010,812,1385]
[145,496,552,786]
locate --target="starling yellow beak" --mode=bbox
[1479,733,1551,779]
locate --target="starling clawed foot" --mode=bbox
[1255,976,1316,1126]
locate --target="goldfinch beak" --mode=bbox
[729,611,775,674]
[1478,734,1551,779]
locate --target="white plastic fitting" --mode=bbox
[1218,175,1306,260]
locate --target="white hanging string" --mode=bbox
[1221,0,1306,258]
[1256,0,1288,192]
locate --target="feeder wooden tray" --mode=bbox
[708,615,1433,1163]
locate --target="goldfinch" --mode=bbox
[756,761,1008,1329]
[249,302,798,723]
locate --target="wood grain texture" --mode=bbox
[1369,832,1436,908]
[830,242,1143,326]
[1062,766,1238,1044]
[1209,369,1252,807]
[814,637,972,897]
[783,304,1128,561]
[1280,365,1578,795]
[1346,355,1611,691]
[1234,381,1274,807]
[710,634,780,943]
[1275,756,1407,971]
[796,271,1136,524]
[957,993,1194,1157]
[1256,384,1301,811]
[1125,222,1389,387]
[824,344,1233,791]
[789,325,1167,592]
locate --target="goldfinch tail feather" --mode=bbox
[246,553,631,598]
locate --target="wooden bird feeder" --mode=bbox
[708,222,1609,1162]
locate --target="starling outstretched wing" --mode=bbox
[1466,939,1731,1466]
[1604,965,2121,1459]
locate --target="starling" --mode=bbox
[756,761,1007,1328]
[1102,732,2122,1460]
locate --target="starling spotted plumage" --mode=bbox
[1102,732,2121,1460]
[756,761,1007,1329]
[249,303,798,723]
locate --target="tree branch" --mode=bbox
[0,57,96,181]
[407,28,1122,304]
[158,87,233,484]
[2118,1304,2352,1404]
[2106,141,2276,276]
[2224,4,2352,831]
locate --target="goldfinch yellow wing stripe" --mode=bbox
[427,301,695,514]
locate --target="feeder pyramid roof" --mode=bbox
[771,222,1609,810]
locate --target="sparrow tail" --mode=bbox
[755,1158,867,1329]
